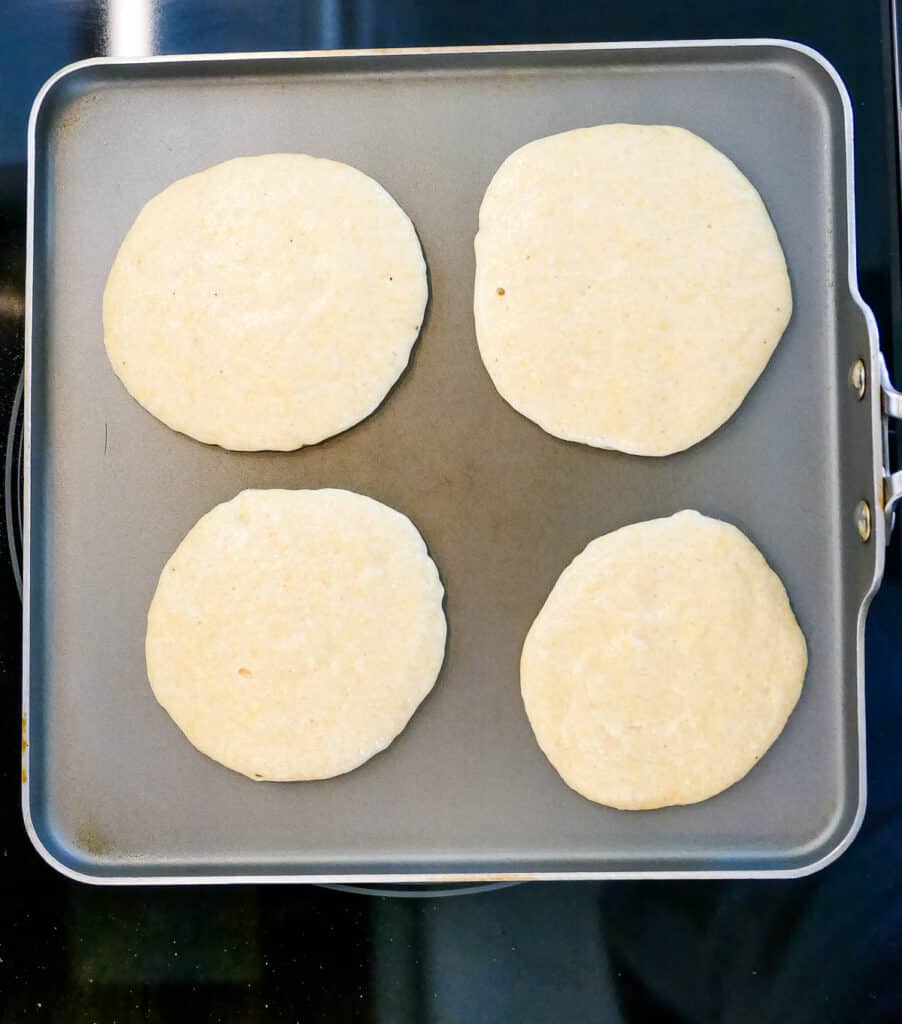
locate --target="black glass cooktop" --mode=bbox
[1,2,900,1020]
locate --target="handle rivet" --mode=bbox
[855,500,871,542]
[849,359,867,399]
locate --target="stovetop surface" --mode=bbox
[0,2,900,1021]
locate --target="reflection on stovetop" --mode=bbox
[0,2,901,1022]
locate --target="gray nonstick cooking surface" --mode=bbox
[23,41,881,882]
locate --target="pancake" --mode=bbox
[474,124,792,455]
[520,510,807,809]
[146,489,446,781]
[104,154,427,451]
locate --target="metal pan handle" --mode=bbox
[881,353,902,539]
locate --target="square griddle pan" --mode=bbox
[23,41,902,883]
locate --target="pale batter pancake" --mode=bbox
[474,124,792,455]
[520,511,807,809]
[146,489,446,781]
[104,154,427,450]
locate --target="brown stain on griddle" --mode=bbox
[21,715,27,783]
[76,824,112,858]
[54,91,100,144]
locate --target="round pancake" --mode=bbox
[104,154,427,451]
[146,489,446,781]
[474,124,792,456]
[520,511,807,809]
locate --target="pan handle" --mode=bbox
[882,353,902,539]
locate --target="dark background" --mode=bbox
[1,2,900,1021]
